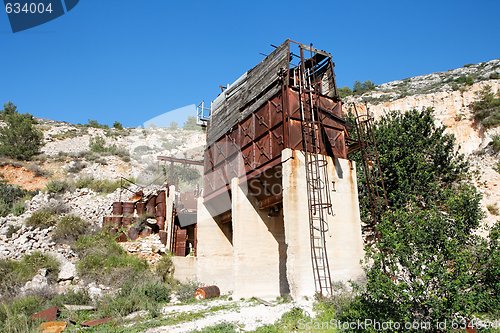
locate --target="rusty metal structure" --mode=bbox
[349,104,388,240]
[204,39,348,204]
[203,39,351,296]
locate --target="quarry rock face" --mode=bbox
[346,60,499,230]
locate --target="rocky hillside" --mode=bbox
[0,59,498,331]
[345,58,500,231]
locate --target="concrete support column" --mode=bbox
[196,197,234,294]
[282,148,364,299]
[231,178,283,300]
[326,159,365,284]
[282,149,316,299]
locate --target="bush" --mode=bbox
[87,119,109,129]
[98,276,171,317]
[0,295,44,333]
[25,208,59,229]
[45,179,72,194]
[89,136,130,161]
[73,233,148,285]
[338,86,353,98]
[75,177,121,194]
[0,102,44,160]
[52,215,89,244]
[471,85,500,129]
[89,136,107,153]
[492,134,500,153]
[175,280,199,302]
[487,204,499,215]
[353,80,376,95]
[0,182,29,217]
[112,121,124,130]
[49,289,92,307]
[0,252,60,296]
[155,254,175,283]
[342,108,497,328]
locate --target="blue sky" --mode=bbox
[0,0,499,127]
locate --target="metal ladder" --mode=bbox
[298,47,334,297]
[352,104,388,239]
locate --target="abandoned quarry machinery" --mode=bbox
[202,39,354,296]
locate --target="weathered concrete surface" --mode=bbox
[172,256,197,283]
[282,149,316,299]
[195,197,234,294]
[326,158,365,283]
[282,148,364,299]
[231,178,286,300]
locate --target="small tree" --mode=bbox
[0,102,43,160]
[113,121,124,130]
[337,109,498,329]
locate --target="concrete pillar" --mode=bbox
[231,178,284,300]
[282,148,364,299]
[326,158,365,284]
[282,149,316,299]
[196,197,234,294]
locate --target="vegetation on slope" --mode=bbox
[0,102,44,161]
[471,85,500,129]
[335,108,499,331]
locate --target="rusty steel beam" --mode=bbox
[157,156,204,166]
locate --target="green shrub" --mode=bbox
[155,254,175,283]
[0,102,44,160]
[0,295,44,333]
[89,136,130,161]
[112,121,124,130]
[353,80,376,95]
[11,197,29,216]
[25,209,59,229]
[492,135,500,153]
[5,225,20,238]
[0,182,29,217]
[52,215,89,244]
[75,177,121,194]
[49,289,92,307]
[175,280,199,302]
[455,75,474,85]
[487,204,499,215]
[87,119,109,129]
[191,323,237,333]
[45,179,72,194]
[98,276,171,317]
[471,85,500,128]
[0,252,60,296]
[253,308,310,333]
[89,136,107,153]
[74,233,148,285]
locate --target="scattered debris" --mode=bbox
[255,298,273,306]
[81,317,113,327]
[194,286,220,300]
[63,304,96,311]
[38,321,67,333]
[31,306,59,322]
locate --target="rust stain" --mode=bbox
[81,317,112,327]
[39,321,67,333]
